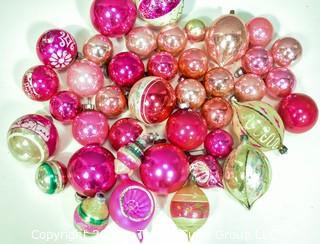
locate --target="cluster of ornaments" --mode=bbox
[7,0,319,242]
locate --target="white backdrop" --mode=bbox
[0,0,319,244]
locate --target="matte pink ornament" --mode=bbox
[22,65,59,101]
[36,29,77,70]
[272,37,302,67]
[242,46,273,75]
[234,74,266,102]
[147,51,178,81]
[204,129,233,159]
[247,17,273,47]
[178,48,208,79]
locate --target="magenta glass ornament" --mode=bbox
[68,144,116,197]
[271,37,302,67]
[247,17,273,47]
[90,0,137,37]
[108,118,143,150]
[204,129,233,159]
[22,65,59,101]
[49,91,81,123]
[109,178,155,242]
[278,93,318,133]
[72,111,109,145]
[242,46,273,75]
[147,51,178,81]
[108,52,145,88]
[166,110,207,151]
[265,67,296,99]
[67,60,104,97]
[36,29,77,70]
[140,143,189,195]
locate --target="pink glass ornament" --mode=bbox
[108,52,145,88]
[242,46,273,75]
[108,118,143,150]
[147,51,178,81]
[234,74,266,102]
[67,60,104,97]
[247,17,273,47]
[72,111,109,145]
[204,129,233,159]
[36,29,77,70]
[90,0,137,37]
[22,65,59,101]
[68,144,116,197]
[140,143,189,195]
[178,48,208,79]
[126,26,157,59]
[109,178,155,242]
[49,91,81,123]
[265,67,296,99]
[166,110,207,151]
[278,93,318,133]
[272,37,302,67]
[204,67,234,97]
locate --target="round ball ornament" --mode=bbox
[204,67,234,97]
[242,46,273,75]
[204,129,234,159]
[247,17,273,47]
[178,48,208,79]
[234,74,266,102]
[271,37,302,67]
[147,51,178,81]
[185,19,206,42]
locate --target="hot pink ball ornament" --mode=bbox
[72,111,109,145]
[68,144,116,197]
[247,17,274,47]
[36,29,77,70]
[22,65,59,101]
[90,0,137,37]
[140,143,189,195]
[204,129,234,159]
[271,37,302,67]
[242,46,273,75]
[108,52,145,88]
[147,51,178,81]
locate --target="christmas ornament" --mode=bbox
[140,143,189,194]
[178,48,208,79]
[271,37,302,67]
[108,52,145,88]
[36,29,77,70]
[242,46,273,75]
[204,67,234,97]
[129,76,176,124]
[234,74,266,102]
[35,160,67,194]
[68,144,116,197]
[136,0,184,27]
[147,51,178,81]
[246,17,273,47]
[278,93,318,133]
[22,65,59,101]
[204,129,233,159]
[90,0,137,37]
[223,136,272,209]
[7,114,58,164]
[185,19,206,42]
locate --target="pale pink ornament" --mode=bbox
[178,48,208,79]
[234,74,266,102]
[242,46,273,75]
[272,37,302,67]
[247,17,273,47]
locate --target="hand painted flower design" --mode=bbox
[49,50,72,69]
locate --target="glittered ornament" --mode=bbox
[234,74,266,102]
[185,19,206,42]
[204,67,234,97]
[178,48,208,79]
[147,51,178,81]
[223,136,271,209]
[35,160,67,194]
[271,37,302,67]
[247,17,273,47]
[36,29,77,70]
[204,129,233,159]
[242,46,273,76]
[7,114,58,164]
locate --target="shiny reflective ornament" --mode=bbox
[242,46,273,75]
[126,26,157,59]
[90,0,137,37]
[108,118,143,150]
[140,143,189,194]
[265,67,296,99]
[202,97,233,129]
[108,52,145,88]
[178,48,208,79]
[74,192,109,235]
[204,129,233,159]
[166,110,207,151]
[157,24,187,56]
[136,0,184,27]
[129,76,176,124]
[147,51,178,81]
[7,114,58,164]
[36,29,77,70]
[185,19,206,42]
[95,86,127,118]
[109,178,155,242]
[271,37,302,67]
[22,65,59,101]
[278,93,318,133]
[83,34,113,65]
[170,179,210,240]
[204,67,234,97]
[234,74,266,102]
[223,136,271,209]
[68,144,116,197]
[35,160,67,194]
[247,17,273,47]
[175,78,206,109]
[67,60,104,97]
[231,98,287,153]
[205,14,249,66]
